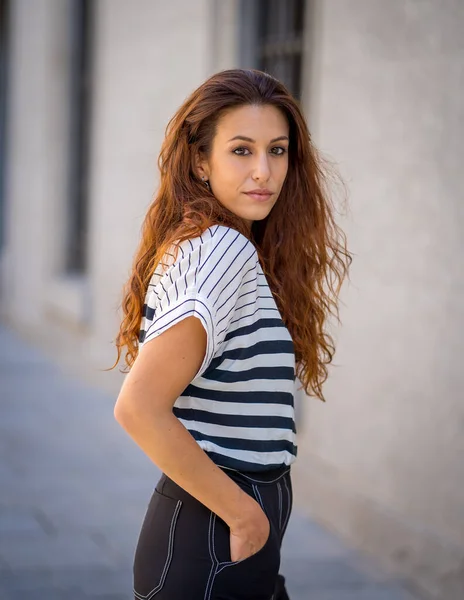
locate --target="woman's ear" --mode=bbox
[194,152,210,181]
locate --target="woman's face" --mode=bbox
[197,104,289,229]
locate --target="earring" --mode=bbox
[201,176,210,190]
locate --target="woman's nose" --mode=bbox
[252,153,271,182]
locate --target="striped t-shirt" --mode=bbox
[139,225,297,472]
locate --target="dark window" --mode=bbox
[66,0,93,274]
[254,0,306,100]
[256,0,305,99]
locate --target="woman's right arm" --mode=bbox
[114,314,270,562]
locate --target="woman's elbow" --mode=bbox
[114,393,140,431]
[113,392,170,432]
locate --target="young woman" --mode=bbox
[112,69,351,600]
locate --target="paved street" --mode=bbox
[0,323,420,599]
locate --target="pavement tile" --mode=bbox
[282,557,386,590]
[0,535,114,570]
[296,586,419,600]
[0,507,50,537]
[0,565,133,599]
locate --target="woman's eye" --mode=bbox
[271,146,287,156]
[232,147,250,156]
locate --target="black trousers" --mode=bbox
[133,465,293,600]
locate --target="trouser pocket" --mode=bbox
[209,481,281,600]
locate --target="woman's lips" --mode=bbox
[243,192,274,202]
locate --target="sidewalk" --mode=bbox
[0,323,420,600]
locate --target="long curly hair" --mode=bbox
[111,68,352,402]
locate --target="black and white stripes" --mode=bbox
[140,225,297,472]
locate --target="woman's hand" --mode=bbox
[228,499,270,563]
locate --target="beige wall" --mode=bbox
[294,1,464,598]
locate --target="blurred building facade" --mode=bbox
[1,1,463,598]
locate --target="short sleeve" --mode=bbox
[140,226,258,379]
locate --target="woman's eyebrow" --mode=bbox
[227,135,289,143]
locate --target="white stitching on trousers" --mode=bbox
[211,512,240,573]
[281,477,291,536]
[221,466,290,485]
[252,484,265,512]
[134,499,182,600]
[210,513,219,563]
[203,512,217,600]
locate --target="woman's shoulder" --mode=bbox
[173,225,257,267]
[180,224,256,254]
[149,225,257,288]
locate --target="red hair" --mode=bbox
[112,69,352,402]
